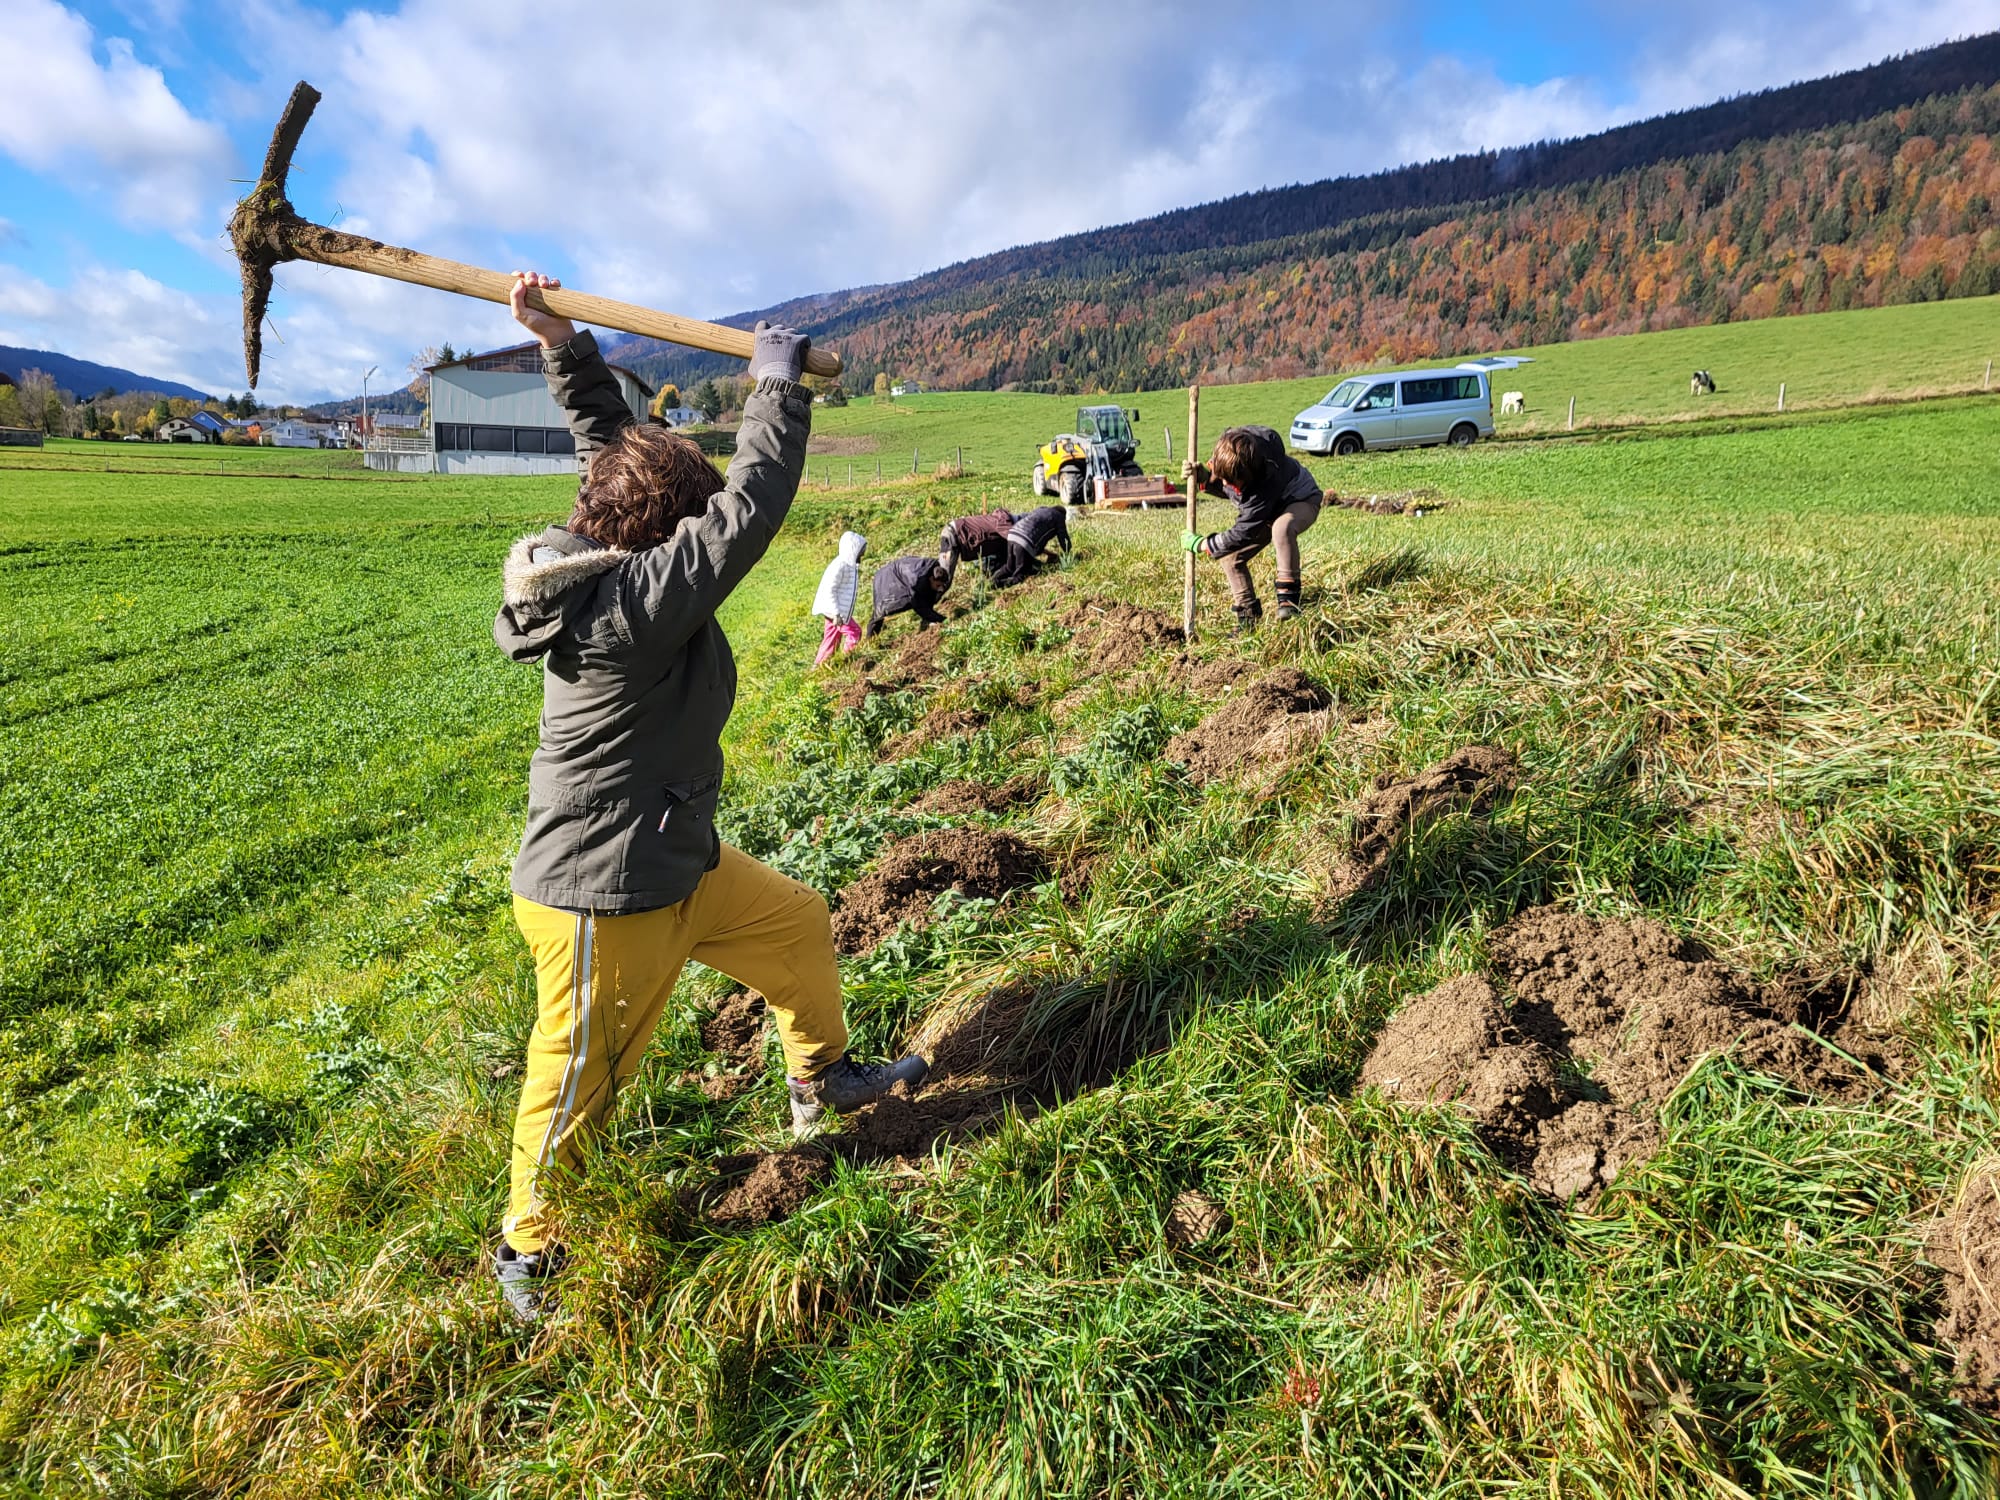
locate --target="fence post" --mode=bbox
[849,461,854,485]
[1567,396,1575,431]
[877,456,882,481]
[1164,426,1174,465]
[956,445,962,475]
[912,446,919,475]
[1986,359,1992,390]
[1778,382,1786,413]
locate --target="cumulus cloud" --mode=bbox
[8,0,1998,400]
[0,0,234,231]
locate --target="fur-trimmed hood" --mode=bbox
[495,526,627,661]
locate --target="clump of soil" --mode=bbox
[1328,488,1443,516]
[678,991,769,1101]
[831,828,1050,954]
[911,773,1045,817]
[1166,667,1332,784]
[882,627,945,685]
[1180,656,1258,695]
[706,1145,832,1226]
[1062,598,1183,673]
[1166,1190,1231,1248]
[1358,975,1564,1163]
[1331,745,1518,897]
[1360,908,1873,1205]
[1929,1171,2000,1404]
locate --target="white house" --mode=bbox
[658,406,704,427]
[267,418,334,448]
[373,341,653,475]
[156,417,209,443]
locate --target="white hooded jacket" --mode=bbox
[812,530,868,622]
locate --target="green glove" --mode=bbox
[1180,530,1207,555]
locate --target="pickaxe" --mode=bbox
[228,81,843,390]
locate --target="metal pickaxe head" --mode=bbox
[229,81,321,391]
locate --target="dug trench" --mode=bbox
[1360,906,1887,1204]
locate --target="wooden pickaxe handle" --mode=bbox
[289,225,843,379]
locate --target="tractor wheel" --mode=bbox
[1448,423,1477,448]
[1032,462,1048,497]
[1333,433,1363,458]
[1057,467,1085,506]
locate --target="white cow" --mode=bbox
[1500,390,1525,415]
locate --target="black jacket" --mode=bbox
[1202,427,1323,555]
[1008,505,1071,555]
[494,330,811,914]
[871,555,947,625]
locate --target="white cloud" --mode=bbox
[0,0,234,231]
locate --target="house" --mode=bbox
[187,410,230,441]
[267,418,334,448]
[374,341,653,475]
[658,406,704,427]
[891,381,924,397]
[156,416,211,443]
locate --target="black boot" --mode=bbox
[1233,599,1262,635]
[1274,579,1302,621]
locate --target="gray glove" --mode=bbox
[750,320,810,383]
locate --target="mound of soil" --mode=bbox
[1361,909,1872,1205]
[1167,667,1332,785]
[1166,1190,1231,1249]
[1331,745,1518,897]
[706,1145,832,1226]
[879,627,945,685]
[911,773,1045,817]
[1329,488,1443,516]
[1929,1172,2000,1404]
[677,990,768,1102]
[1180,657,1258,695]
[831,828,1050,954]
[1062,599,1183,673]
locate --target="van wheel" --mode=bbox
[1333,434,1363,457]
[1448,423,1477,448]
[1057,467,1085,506]
[1033,462,1048,497]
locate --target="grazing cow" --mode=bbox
[1500,390,1525,415]
[1691,370,1716,396]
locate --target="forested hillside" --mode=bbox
[615,35,2000,394]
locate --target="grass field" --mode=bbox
[3,333,2000,1495]
[800,295,2000,480]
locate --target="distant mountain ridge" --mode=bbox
[608,31,2000,393]
[0,346,210,402]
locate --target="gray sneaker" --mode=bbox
[495,1241,565,1323]
[789,1053,930,1136]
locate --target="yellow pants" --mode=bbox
[505,842,849,1253]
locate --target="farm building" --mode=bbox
[372,342,654,475]
[0,426,43,448]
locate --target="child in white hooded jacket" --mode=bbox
[812,530,868,666]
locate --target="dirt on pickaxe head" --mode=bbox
[228,81,842,393]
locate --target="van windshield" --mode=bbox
[1324,379,1367,409]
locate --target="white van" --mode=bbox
[1289,365,1499,456]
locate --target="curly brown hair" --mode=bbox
[1208,427,1271,490]
[567,424,725,551]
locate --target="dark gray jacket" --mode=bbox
[495,329,811,913]
[870,555,947,626]
[1008,505,1071,555]
[1201,426,1323,555]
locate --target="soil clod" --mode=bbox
[1362,908,1873,1205]
[831,828,1050,954]
[1167,667,1332,784]
[911,773,1045,817]
[1062,599,1184,673]
[1166,1190,1231,1248]
[1332,745,1518,896]
[1929,1171,2000,1405]
[706,1145,832,1226]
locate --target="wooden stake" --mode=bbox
[1183,385,1200,643]
[1778,381,1786,412]
[1567,396,1575,431]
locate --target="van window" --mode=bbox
[1354,383,1397,411]
[1399,374,1484,405]
[1325,379,1367,408]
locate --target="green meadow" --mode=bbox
[0,321,1998,1495]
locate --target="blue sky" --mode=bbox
[2,0,1996,404]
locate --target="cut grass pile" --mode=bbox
[2,396,1999,1495]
